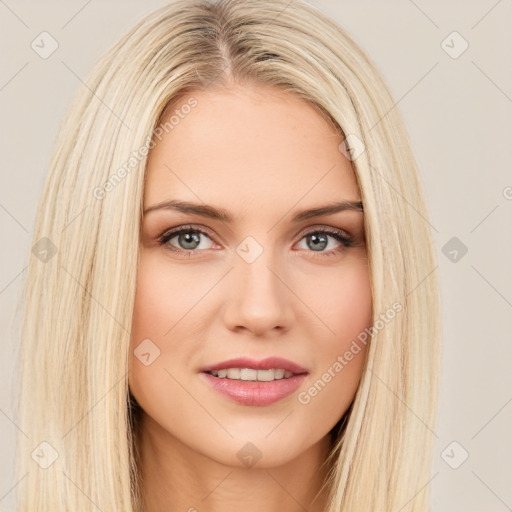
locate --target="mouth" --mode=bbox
[199,356,308,379]
[198,357,309,406]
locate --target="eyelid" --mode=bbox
[294,224,353,240]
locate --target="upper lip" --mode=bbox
[199,357,309,375]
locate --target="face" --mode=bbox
[128,84,372,469]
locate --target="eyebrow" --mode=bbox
[143,199,363,222]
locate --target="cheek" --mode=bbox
[295,259,371,421]
[128,251,220,408]
[130,251,210,339]
[301,257,372,343]
[128,253,185,403]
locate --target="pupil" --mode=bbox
[309,233,327,251]
[179,232,200,250]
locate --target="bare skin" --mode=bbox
[128,83,372,512]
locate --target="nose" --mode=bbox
[222,251,295,336]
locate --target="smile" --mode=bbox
[206,368,295,381]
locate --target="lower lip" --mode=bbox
[200,372,307,406]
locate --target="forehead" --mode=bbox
[144,85,360,217]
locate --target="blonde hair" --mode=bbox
[14,0,441,510]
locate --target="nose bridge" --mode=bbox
[223,235,293,334]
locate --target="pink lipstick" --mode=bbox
[199,356,308,406]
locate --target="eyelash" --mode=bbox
[157,224,355,259]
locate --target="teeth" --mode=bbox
[226,368,241,379]
[240,368,258,380]
[256,369,275,382]
[208,368,295,381]
[274,369,285,379]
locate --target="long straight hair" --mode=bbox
[14,0,441,510]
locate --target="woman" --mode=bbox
[15,0,440,510]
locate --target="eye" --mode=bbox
[158,225,216,255]
[157,225,357,258]
[295,228,355,258]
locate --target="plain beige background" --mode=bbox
[1,1,511,510]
